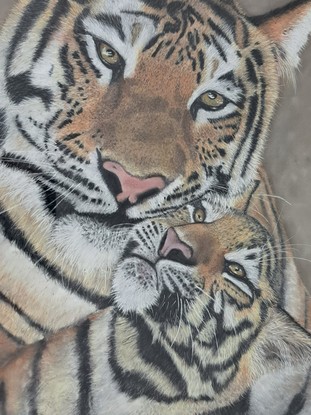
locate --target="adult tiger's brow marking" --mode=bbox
[95,14,125,41]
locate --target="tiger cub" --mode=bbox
[0,212,310,415]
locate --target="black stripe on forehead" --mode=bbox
[144,3,205,53]
[200,0,237,28]
[121,10,161,25]
[207,17,231,44]
[95,14,125,41]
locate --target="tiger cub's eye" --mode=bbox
[200,91,225,109]
[228,263,246,279]
[98,42,120,66]
[193,208,206,223]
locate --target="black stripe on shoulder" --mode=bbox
[33,0,70,63]
[28,340,46,415]
[5,0,49,75]
[134,315,188,397]
[0,291,47,334]
[109,314,183,403]
[77,319,92,415]
[284,371,311,415]
[0,204,112,309]
[0,382,7,415]
[202,390,250,415]
[0,322,26,346]
[249,0,309,26]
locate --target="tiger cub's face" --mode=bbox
[113,212,276,333]
[3,0,285,222]
[112,213,279,401]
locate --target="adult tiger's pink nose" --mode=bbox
[159,228,193,263]
[103,161,166,204]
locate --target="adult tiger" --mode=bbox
[0,212,310,415]
[0,0,310,362]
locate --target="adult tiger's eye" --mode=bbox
[98,42,120,66]
[228,263,246,279]
[201,91,225,108]
[193,208,206,223]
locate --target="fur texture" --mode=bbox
[0,213,310,414]
[0,0,310,369]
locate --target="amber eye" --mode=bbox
[227,262,246,279]
[98,42,121,66]
[200,91,225,109]
[193,208,206,223]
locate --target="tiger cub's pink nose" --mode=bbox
[159,228,193,263]
[103,161,166,204]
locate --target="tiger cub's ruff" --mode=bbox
[0,213,310,415]
[0,0,311,361]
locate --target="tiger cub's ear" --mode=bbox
[253,308,311,377]
[250,0,311,70]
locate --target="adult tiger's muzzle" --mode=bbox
[103,160,166,205]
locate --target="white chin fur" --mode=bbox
[112,257,160,313]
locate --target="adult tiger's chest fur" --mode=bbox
[0,162,125,359]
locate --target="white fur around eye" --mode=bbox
[84,34,114,85]
[82,13,156,80]
[222,272,253,298]
[225,248,261,287]
[196,103,238,123]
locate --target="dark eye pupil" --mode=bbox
[208,92,217,100]
[107,49,114,56]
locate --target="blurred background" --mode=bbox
[1,0,311,291]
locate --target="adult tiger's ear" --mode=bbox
[252,307,311,377]
[250,0,311,70]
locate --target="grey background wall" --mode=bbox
[1,0,311,291]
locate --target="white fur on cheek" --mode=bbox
[112,258,160,313]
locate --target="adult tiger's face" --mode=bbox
[2,0,279,220]
[112,213,278,401]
